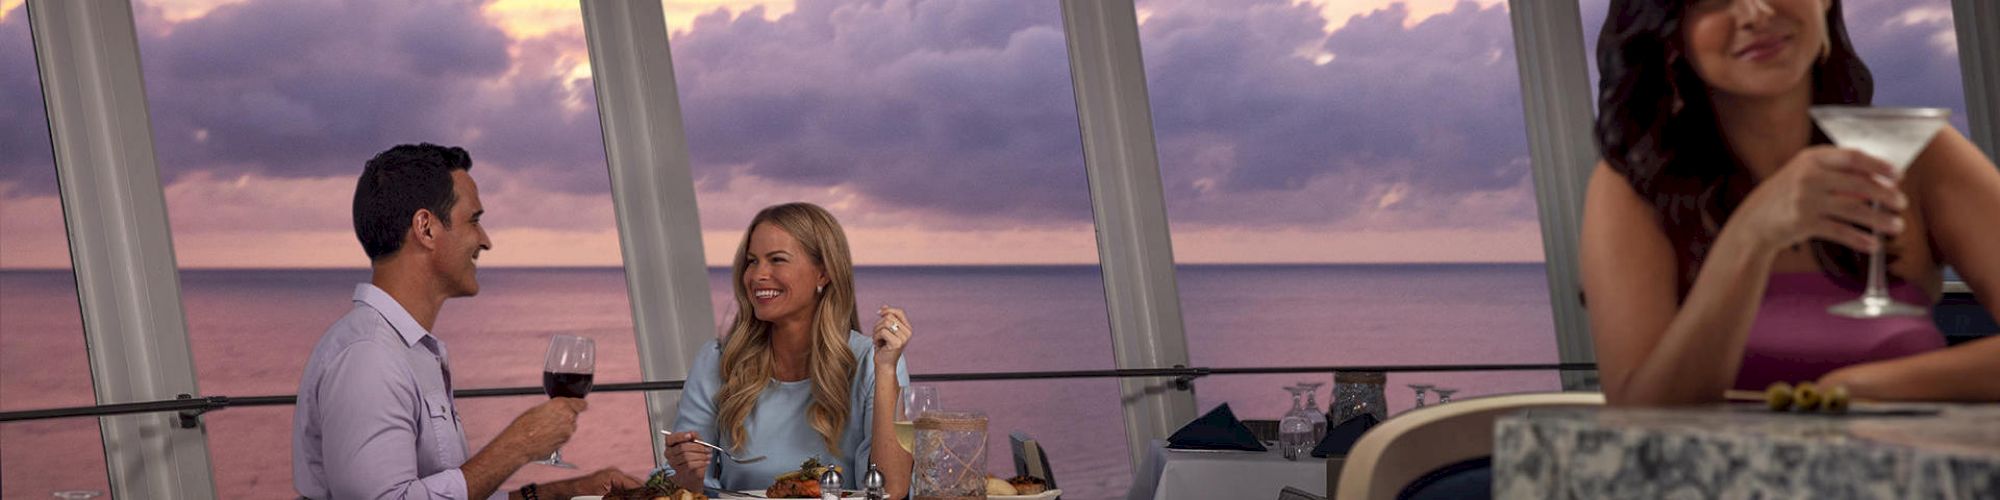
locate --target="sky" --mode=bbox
[0,0,1971,269]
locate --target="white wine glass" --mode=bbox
[898,385,938,453]
[1809,106,1950,318]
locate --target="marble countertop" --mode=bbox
[1494,404,2000,499]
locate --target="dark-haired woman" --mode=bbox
[1581,0,2000,406]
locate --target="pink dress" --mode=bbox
[1732,272,1946,390]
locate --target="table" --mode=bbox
[1126,440,1328,500]
[1494,404,2000,498]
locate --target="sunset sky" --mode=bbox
[0,0,1969,269]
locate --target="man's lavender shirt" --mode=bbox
[294,284,496,499]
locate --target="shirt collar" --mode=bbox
[352,283,432,348]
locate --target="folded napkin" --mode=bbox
[1166,404,1267,451]
[1311,412,1379,458]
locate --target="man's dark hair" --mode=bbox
[353,143,474,262]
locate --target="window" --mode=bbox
[666,1,1134,496]
[1135,0,1563,417]
[133,0,646,494]
[0,3,114,496]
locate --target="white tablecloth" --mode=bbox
[1126,440,1328,500]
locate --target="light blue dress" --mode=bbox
[674,331,909,490]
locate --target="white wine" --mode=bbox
[895,420,916,453]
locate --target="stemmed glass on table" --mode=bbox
[537,334,595,468]
[898,385,939,453]
[1407,383,1435,410]
[1296,382,1327,441]
[1808,106,1952,318]
[1434,387,1459,404]
[1279,386,1313,460]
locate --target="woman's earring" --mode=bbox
[816,284,825,294]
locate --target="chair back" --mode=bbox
[1332,391,1604,500]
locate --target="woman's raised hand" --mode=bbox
[1732,147,1909,254]
[872,305,912,367]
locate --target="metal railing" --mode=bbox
[0,363,1599,426]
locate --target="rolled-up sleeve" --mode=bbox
[317,343,470,500]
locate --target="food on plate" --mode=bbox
[1005,475,1050,495]
[984,477,1017,495]
[604,468,707,500]
[768,456,841,498]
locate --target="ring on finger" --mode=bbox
[890,321,901,332]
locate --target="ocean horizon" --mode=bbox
[1,263,1563,499]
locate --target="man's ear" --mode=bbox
[411,209,440,252]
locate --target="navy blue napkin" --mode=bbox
[1166,404,1267,451]
[1312,412,1379,457]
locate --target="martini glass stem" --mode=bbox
[1864,201,1890,306]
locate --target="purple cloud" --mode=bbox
[670,0,1094,226]
[1841,0,1970,131]
[123,0,610,195]
[1140,0,1533,228]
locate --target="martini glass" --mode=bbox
[1808,106,1950,318]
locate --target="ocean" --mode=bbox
[1,264,1562,499]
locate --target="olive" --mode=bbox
[1765,382,1794,411]
[1821,385,1850,413]
[1791,382,1822,411]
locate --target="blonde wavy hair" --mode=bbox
[716,202,860,456]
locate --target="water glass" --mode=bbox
[1279,412,1313,461]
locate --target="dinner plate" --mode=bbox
[991,489,1063,499]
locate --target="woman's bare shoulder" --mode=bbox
[1908,126,2000,194]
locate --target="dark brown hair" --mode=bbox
[1594,0,1877,298]
[353,143,473,261]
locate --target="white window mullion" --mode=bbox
[26,0,217,497]
[1058,0,1199,469]
[577,0,717,464]
[1953,0,1998,161]
[1508,0,1600,389]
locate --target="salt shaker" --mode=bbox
[819,467,845,500]
[863,463,886,500]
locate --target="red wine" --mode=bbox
[543,371,594,399]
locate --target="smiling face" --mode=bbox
[1681,0,1830,99]
[741,222,829,328]
[432,170,491,297]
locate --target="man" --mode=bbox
[294,143,638,499]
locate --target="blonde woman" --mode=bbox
[662,202,913,497]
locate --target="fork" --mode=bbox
[660,429,768,464]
